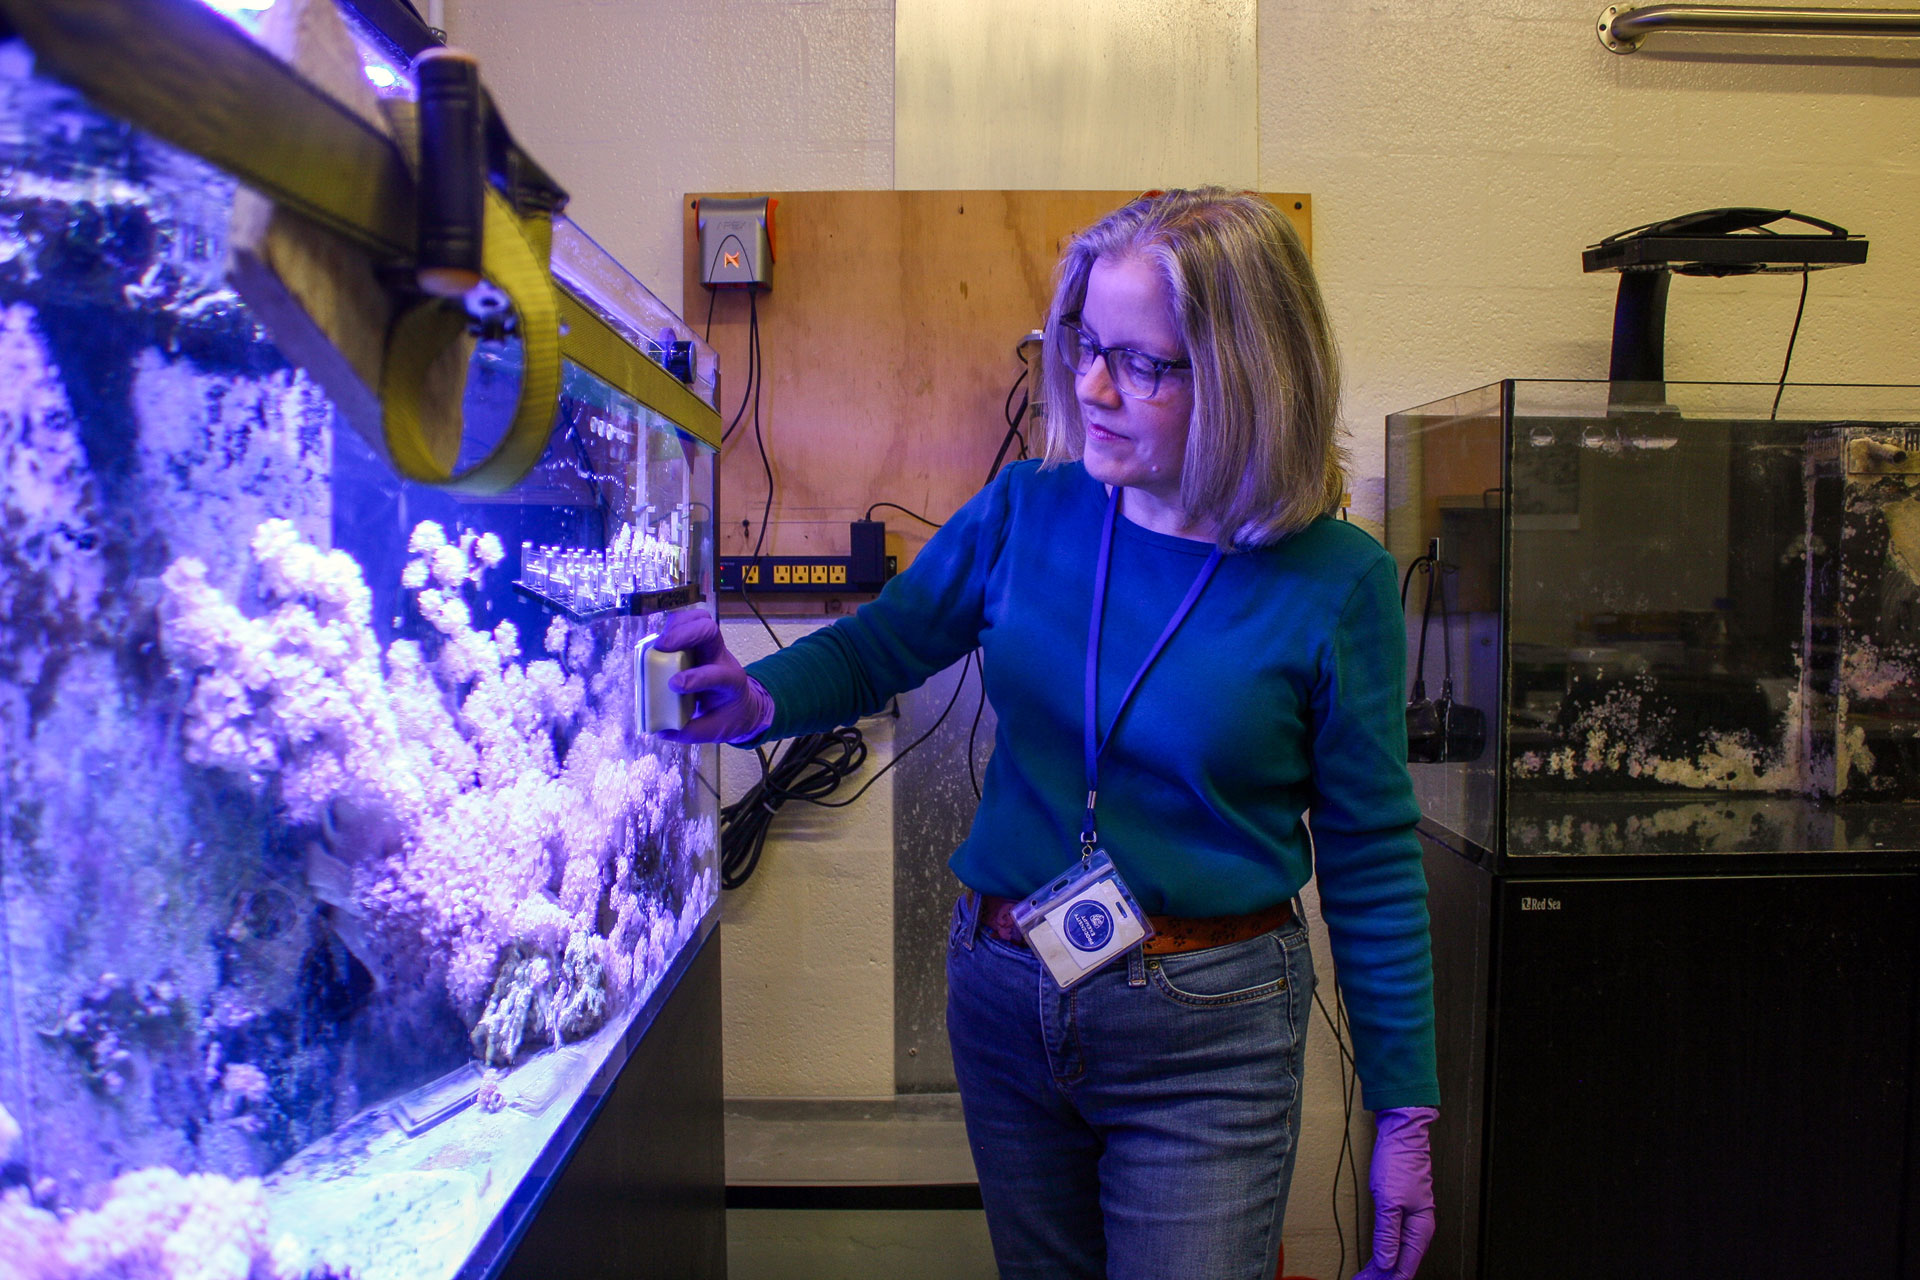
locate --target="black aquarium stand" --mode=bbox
[1421,819,1920,1280]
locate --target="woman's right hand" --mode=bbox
[653,610,776,744]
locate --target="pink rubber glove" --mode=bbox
[651,610,776,745]
[1356,1105,1438,1280]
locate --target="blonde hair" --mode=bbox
[1039,188,1345,549]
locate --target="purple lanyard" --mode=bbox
[1082,487,1223,855]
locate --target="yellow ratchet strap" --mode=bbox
[379,186,563,494]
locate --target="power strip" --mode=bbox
[716,519,896,595]
[717,555,895,594]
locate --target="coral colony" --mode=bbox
[158,518,714,1061]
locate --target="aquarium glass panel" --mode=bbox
[0,35,718,1280]
[1388,380,1920,859]
[1384,382,1505,859]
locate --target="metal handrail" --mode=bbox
[1598,4,1920,52]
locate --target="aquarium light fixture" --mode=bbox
[1583,207,1867,385]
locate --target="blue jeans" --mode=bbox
[946,891,1315,1280]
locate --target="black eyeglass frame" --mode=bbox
[1058,316,1192,400]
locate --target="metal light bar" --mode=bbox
[1598,4,1920,52]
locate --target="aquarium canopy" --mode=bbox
[0,0,721,488]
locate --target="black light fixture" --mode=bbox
[1583,207,1867,384]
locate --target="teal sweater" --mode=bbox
[747,460,1438,1110]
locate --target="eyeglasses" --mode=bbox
[1058,318,1191,400]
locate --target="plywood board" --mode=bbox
[683,190,1311,569]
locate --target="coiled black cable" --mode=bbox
[719,727,868,890]
[718,650,973,889]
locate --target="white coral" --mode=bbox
[406,521,448,554]
[159,520,704,1034]
[0,1167,290,1280]
[428,542,471,589]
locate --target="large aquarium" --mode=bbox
[0,18,719,1280]
[1387,379,1920,861]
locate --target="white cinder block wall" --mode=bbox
[449,1,1920,1273]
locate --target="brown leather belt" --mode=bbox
[977,893,1294,957]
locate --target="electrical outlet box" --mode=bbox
[772,564,791,584]
[697,196,774,289]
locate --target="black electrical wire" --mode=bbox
[718,653,975,888]
[1402,554,1436,702]
[720,294,758,446]
[1328,995,1364,1276]
[1770,268,1810,421]
[748,291,774,560]
[1398,552,1433,613]
[863,502,942,529]
[1413,559,1440,704]
[706,276,897,890]
[720,285,778,649]
[1300,825,1363,1280]
[966,651,988,801]
[793,657,971,811]
[1309,979,1365,1278]
[736,582,781,651]
[1319,980,1357,1280]
[703,233,747,342]
[711,293,982,887]
[1343,993,1362,1273]
[986,364,1030,484]
[719,727,867,889]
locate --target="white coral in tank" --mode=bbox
[159,519,707,1051]
[0,1168,290,1280]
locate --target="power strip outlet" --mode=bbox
[717,555,893,595]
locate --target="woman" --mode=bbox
[659,188,1437,1280]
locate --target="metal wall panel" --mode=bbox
[893,656,993,1093]
[896,0,1258,191]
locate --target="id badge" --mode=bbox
[1010,850,1153,990]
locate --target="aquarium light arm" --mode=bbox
[1599,4,1920,52]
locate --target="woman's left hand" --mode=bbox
[1355,1105,1438,1279]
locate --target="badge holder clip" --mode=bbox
[1010,849,1153,991]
